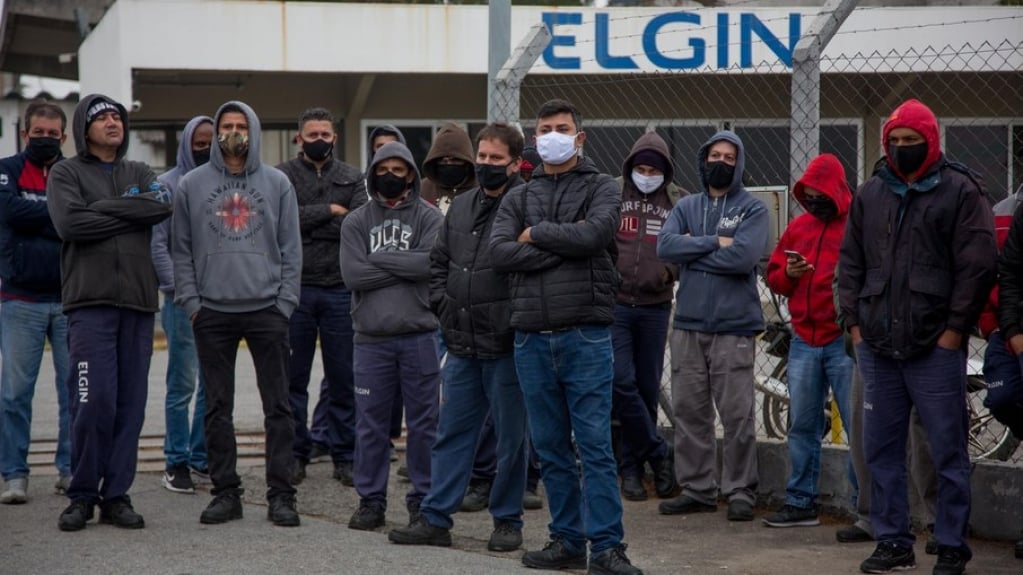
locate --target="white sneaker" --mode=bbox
[1,477,28,504]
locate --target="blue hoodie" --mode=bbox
[172,101,301,319]
[151,115,213,296]
[656,130,768,334]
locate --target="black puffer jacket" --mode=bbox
[490,157,621,331]
[277,156,366,287]
[429,176,523,359]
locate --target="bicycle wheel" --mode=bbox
[761,361,790,440]
[967,376,1022,461]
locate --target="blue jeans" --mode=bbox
[611,304,670,478]
[288,286,356,464]
[514,326,623,555]
[784,334,854,508]
[161,298,207,469]
[857,342,972,551]
[0,300,70,479]
[421,354,527,529]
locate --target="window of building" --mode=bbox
[945,122,1011,202]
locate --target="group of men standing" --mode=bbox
[0,91,1020,575]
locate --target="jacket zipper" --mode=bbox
[805,219,829,344]
[630,195,645,304]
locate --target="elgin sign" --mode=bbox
[541,11,803,71]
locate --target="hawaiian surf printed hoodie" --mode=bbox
[152,115,213,298]
[172,101,301,319]
[616,132,685,306]
[340,141,443,343]
[766,153,851,347]
[656,130,768,334]
[47,94,172,313]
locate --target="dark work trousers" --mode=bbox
[288,286,355,465]
[857,342,971,552]
[611,303,671,478]
[65,307,153,505]
[353,332,439,509]
[470,414,498,483]
[193,307,296,500]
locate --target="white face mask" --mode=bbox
[631,171,664,194]
[536,131,579,166]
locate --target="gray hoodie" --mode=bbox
[172,101,301,318]
[340,141,443,342]
[656,130,768,334]
[152,115,213,296]
[366,124,407,172]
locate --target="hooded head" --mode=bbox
[176,115,215,173]
[72,94,130,161]
[367,141,421,204]
[422,122,476,193]
[697,130,746,195]
[622,132,675,194]
[793,153,852,222]
[211,100,263,175]
[882,99,941,182]
[521,146,542,181]
[367,124,407,171]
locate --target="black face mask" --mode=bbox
[25,137,62,165]
[302,138,334,162]
[803,197,837,221]
[475,163,511,191]
[705,161,735,190]
[374,172,409,200]
[192,148,211,167]
[435,163,470,188]
[889,142,928,177]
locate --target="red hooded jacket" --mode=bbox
[766,153,852,347]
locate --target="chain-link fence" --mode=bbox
[509,25,1023,464]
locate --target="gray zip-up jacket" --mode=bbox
[657,130,768,334]
[172,101,302,318]
[340,141,443,342]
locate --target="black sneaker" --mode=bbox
[200,491,243,524]
[933,545,971,575]
[98,496,145,529]
[308,442,330,464]
[652,456,677,499]
[189,465,210,482]
[860,541,916,574]
[388,516,452,547]
[268,494,300,527]
[658,494,716,516]
[762,504,819,528]
[726,499,754,522]
[488,520,523,552]
[349,501,386,531]
[58,500,94,532]
[621,475,647,502]
[162,463,196,494]
[1015,533,1023,559]
[291,459,307,486]
[837,524,874,543]
[460,479,491,512]
[521,538,587,570]
[589,544,644,575]
[523,488,544,510]
[333,461,354,486]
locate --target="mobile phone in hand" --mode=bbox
[784,250,805,262]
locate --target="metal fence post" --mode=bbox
[790,0,857,187]
[489,24,552,125]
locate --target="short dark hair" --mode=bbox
[298,107,335,132]
[536,98,582,131]
[24,100,67,132]
[476,122,524,160]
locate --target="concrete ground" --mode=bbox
[2,346,1019,574]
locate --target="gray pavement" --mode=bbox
[3,346,1020,574]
